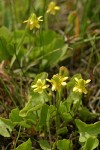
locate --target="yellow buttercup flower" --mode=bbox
[24,13,43,30]
[46,74,68,91]
[46,1,60,15]
[31,79,49,94]
[73,78,91,94]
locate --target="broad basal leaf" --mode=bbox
[19,92,49,117]
[39,140,51,150]
[15,139,32,150]
[75,119,100,136]
[37,104,49,131]
[9,108,31,128]
[83,136,99,150]
[0,117,13,137]
[57,139,73,150]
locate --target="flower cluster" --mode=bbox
[31,75,91,95]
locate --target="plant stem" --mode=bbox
[44,14,48,30]
[48,121,52,149]
[13,126,21,150]
[55,91,61,139]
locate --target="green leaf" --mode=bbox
[23,111,37,126]
[12,30,31,44]
[62,96,73,113]
[9,108,31,128]
[0,117,13,137]
[76,119,100,150]
[46,105,56,131]
[57,127,68,135]
[75,119,100,136]
[59,103,72,124]
[0,36,10,61]
[0,26,12,41]
[15,139,32,150]
[39,140,51,150]
[29,30,67,69]
[19,92,49,117]
[35,30,59,46]
[37,104,49,131]
[37,104,56,131]
[33,72,48,83]
[64,90,82,113]
[83,137,99,150]
[57,139,73,150]
[59,90,81,123]
[9,108,22,123]
[79,107,95,121]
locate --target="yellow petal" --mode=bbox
[75,77,79,82]
[63,77,68,80]
[73,87,78,91]
[78,89,82,93]
[83,88,88,94]
[23,20,28,23]
[61,82,66,86]
[55,6,60,10]
[52,85,56,91]
[38,16,43,21]
[31,85,37,88]
[86,79,91,84]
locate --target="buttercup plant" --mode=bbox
[0,67,94,150]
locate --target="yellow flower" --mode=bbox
[23,13,43,30]
[31,79,49,94]
[46,74,68,91]
[46,1,60,15]
[73,78,91,94]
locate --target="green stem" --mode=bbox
[55,90,61,139]
[48,121,52,149]
[44,14,48,30]
[13,126,21,150]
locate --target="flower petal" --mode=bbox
[73,87,78,91]
[86,79,91,84]
[61,82,66,86]
[74,77,79,82]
